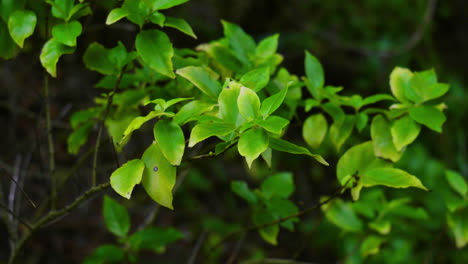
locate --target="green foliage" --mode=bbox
[85,196,183,263]
[3,0,464,262]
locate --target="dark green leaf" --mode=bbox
[322,199,363,232]
[105,8,128,25]
[445,170,467,197]
[164,16,196,39]
[329,115,354,151]
[7,9,36,48]
[188,119,236,147]
[136,29,175,78]
[231,181,257,204]
[240,67,270,92]
[51,20,82,47]
[152,0,189,10]
[83,245,124,264]
[253,209,279,245]
[103,196,130,237]
[222,20,255,65]
[408,105,446,132]
[40,38,75,77]
[153,120,185,166]
[269,137,328,166]
[176,66,221,99]
[260,86,288,118]
[255,34,278,59]
[260,172,294,199]
[128,227,183,252]
[257,116,289,135]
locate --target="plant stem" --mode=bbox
[8,182,110,264]
[91,72,124,186]
[44,75,56,210]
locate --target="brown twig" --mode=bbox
[209,183,347,252]
[8,182,110,264]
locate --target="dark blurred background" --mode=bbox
[1,0,467,263]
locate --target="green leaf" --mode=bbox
[173,100,215,125]
[83,244,124,264]
[136,29,175,78]
[164,16,196,39]
[304,51,324,99]
[269,137,328,166]
[176,66,221,99]
[371,115,402,162]
[336,141,391,186]
[40,39,75,77]
[237,86,260,121]
[447,208,468,248]
[260,172,294,199]
[302,114,328,149]
[260,86,288,118]
[329,115,355,151]
[222,20,256,65]
[362,168,428,191]
[7,9,36,48]
[83,42,132,75]
[106,8,128,25]
[361,94,395,107]
[49,0,74,20]
[238,127,269,168]
[51,20,82,47]
[355,112,368,132]
[389,67,412,103]
[360,235,384,257]
[322,199,363,232]
[141,143,176,209]
[231,181,257,204]
[149,11,166,26]
[390,115,421,151]
[257,116,289,135]
[103,196,130,237]
[121,0,149,26]
[409,69,449,103]
[188,119,236,147]
[240,67,270,92]
[218,82,244,125]
[0,0,25,21]
[151,0,189,10]
[408,105,446,132]
[255,34,279,59]
[120,111,168,145]
[67,122,93,154]
[253,209,279,245]
[445,170,467,197]
[153,120,185,166]
[110,159,145,199]
[128,227,183,252]
[0,21,18,59]
[265,197,299,231]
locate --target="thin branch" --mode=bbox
[91,71,125,186]
[227,231,247,264]
[8,182,110,264]
[44,75,57,210]
[2,168,36,209]
[0,202,32,230]
[187,230,207,264]
[209,184,347,252]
